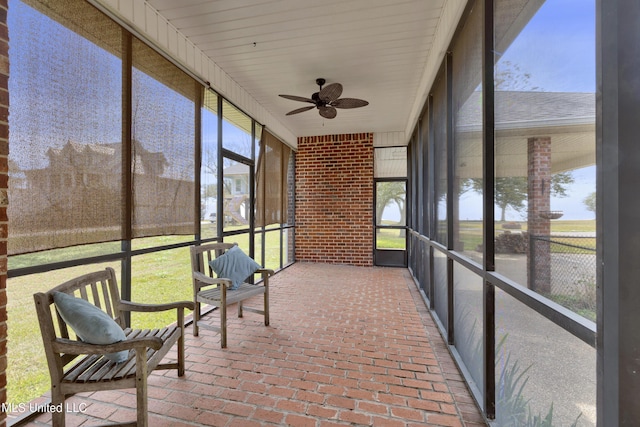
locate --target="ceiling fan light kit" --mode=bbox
[279,78,369,119]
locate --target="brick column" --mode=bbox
[0,0,8,425]
[527,137,551,293]
[287,150,295,263]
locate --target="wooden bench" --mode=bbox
[191,243,274,348]
[33,267,194,427]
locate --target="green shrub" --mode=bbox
[496,231,529,254]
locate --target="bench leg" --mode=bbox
[238,301,243,318]
[264,286,270,326]
[178,308,186,377]
[136,349,149,427]
[221,301,227,348]
[50,388,65,427]
[193,301,200,337]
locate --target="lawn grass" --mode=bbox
[457,219,596,233]
[7,229,285,405]
[549,219,596,233]
[457,219,596,253]
[376,228,406,249]
[547,293,597,322]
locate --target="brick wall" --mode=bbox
[295,133,373,266]
[0,0,8,424]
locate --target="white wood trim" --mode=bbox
[91,0,298,149]
[374,132,407,147]
[404,0,467,138]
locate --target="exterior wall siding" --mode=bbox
[295,133,374,266]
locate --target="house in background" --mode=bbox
[10,139,193,252]
[222,163,250,225]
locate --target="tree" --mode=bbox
[583,192,596,214]
[462,173,574,222]
[495,60,542,92]
[549,172,573,197]
[201,147,235,196]
[376,182,406,225]
[201,183,217,199]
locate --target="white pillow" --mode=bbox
[209,245,261,290]
[53,291,128,363]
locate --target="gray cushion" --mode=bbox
[209,245,261,290]
[53,291,128,363]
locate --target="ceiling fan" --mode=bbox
[279,78,369,119]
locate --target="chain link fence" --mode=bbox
[530,235,596,321]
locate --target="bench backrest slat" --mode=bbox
[34,267,124,381]
[191,242,236,279]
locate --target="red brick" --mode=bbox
[0,2,5,418]
[420,389,455,403]
[253,408,284,424]
[390,406,425,422]
[370,416,408,427]
[325,395,356,410]
[284,414,317,427]
[357,400,389,415]
[275,398,306,413]
[338,409,372,425]
[426,412,465,427]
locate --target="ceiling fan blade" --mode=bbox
[332,98,369,109]
[279,94,314,103]
[318,106,337,119]
[286,105,315,115]
[319,83,343,103]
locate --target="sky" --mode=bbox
[478,0,596,221]
[497,0,596,93]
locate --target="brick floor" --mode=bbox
[18,263,487,427]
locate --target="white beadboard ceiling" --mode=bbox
[140,0,465,142]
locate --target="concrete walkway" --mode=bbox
[21,263,486,427]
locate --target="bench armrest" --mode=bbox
[256,268,275,278]
[193,269,273,290]
[52,336,163,355]
[193,271,232,290]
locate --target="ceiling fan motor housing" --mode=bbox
[311,92,325,107]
